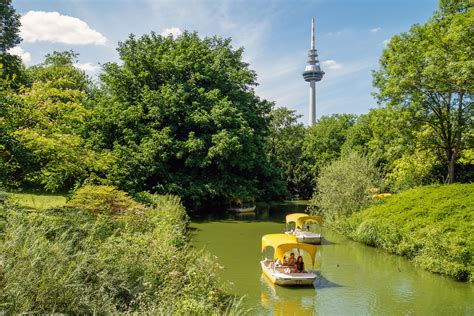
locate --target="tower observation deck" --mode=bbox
[302,17,324,126]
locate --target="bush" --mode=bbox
[309,151,380,221]
[67,185,145,215]
[0,186,241,314]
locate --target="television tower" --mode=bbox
[302,17,324,126]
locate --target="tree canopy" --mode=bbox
[373,0,473,183]
[86,32,285,207]
[0,0,25,87]
[267,107,306,197]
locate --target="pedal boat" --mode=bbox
[227,198,256,213]
[260,234,318,286]
[285,213,323,244]
[227,205,256,213]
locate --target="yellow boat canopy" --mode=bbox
[286,213,323,228]
[261,234,317,265]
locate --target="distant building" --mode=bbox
[302,17,324,126]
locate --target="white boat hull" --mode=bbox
[228,205,256,213]
[260,260,316,286]
[285,231,322,244]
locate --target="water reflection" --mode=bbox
[260,275,317,316]
[313,272,343,289]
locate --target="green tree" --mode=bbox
[87,32,285,207]
[0,0,26,87]
[7,51,110,191]
[309,151,380,221]
[342,107,446,191]
[0,0,21,54]
[26,50,91,92]
[373,0,473,183]
[342,107,415,165]
[267,107,306,197]
[302,114,356,195]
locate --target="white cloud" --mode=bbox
[322,59,343,70]
[20,11,107,45]
[370,27,381,33]
[7,46,32,63]
[74,62,100,73]
[160,27,182,37]
[382,39,391,46]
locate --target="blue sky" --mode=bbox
[11,0,438,124]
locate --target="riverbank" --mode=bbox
[0,186,240,314]
[333,183,473,282]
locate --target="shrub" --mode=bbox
[309,151,380,221]
[67,185,145,215]
[0,186,240,314]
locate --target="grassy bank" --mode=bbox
[335,183,473,282]
[0,186,241,314]
[6,192,67,210]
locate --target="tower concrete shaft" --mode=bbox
[302,17,324,126]
[309,81,316,125]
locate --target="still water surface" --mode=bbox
[190,203,474,315]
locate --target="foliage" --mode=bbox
[68,185,145,215]
[385,147,439,191]
[342,107,447,191]
[0,0,21,54]
[267,107,305,197]
[4,51,112,191]
[0,68,26,187]
[86,32,285,207]
[342,107,417,169]
[0,0,26,87]
[373,0,474,183]
[335,183,474,282]
[309,151,380,221]
[0,186,241,314]
[26,50,91,92]
[298,114,356,197]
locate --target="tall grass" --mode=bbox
[335,183,473,282]
[0,186,243,314]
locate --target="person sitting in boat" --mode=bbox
[275,257,283,267]
[295,226,303,233]
[288,253,296,267]
[284,253,297,273]
[283,256,288,266]
[296,256,305,273]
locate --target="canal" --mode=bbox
[190,202,474,315]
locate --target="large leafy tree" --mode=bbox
[7,51,110,191]
[0,0,24,184]
[373,0,473,183]
[342,107,443,191]
[0,0,20,54]
[267,107,305,197]
[0,0,25,87]
[88,32,285,207]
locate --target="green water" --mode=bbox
[190,203,474,315]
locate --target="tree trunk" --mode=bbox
[447,148,456,184]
